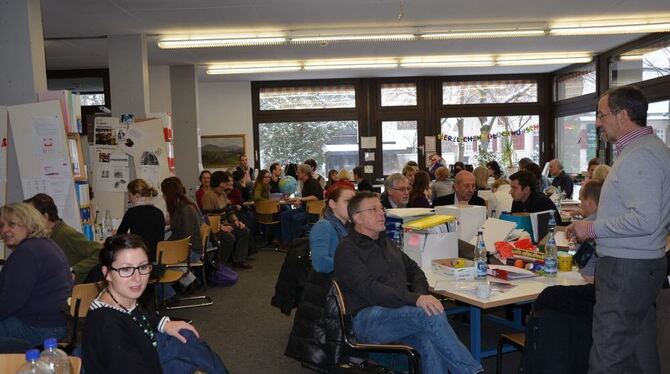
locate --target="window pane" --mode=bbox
[80,93,105,106]
[259,85,356,110]
[439,116,540,168]
[556,112,597,175]
[258,121,359,176]
[442,80,537,105]
[382,120,417,175]
[381,83,417,106]
[649,100,670,147]
[611,36,670,87]
[554,64,596,101]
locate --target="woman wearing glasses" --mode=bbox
[252,169,272,201]
[82,234,227,373]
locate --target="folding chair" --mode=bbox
[62,282,103,352]
[496,332,525,374]
[255,200,281,250]
[332,280,422,374]
[155,236,213,310]
[305,199,326,231]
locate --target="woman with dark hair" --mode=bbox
[486,160,504,180]
[253,169,272,201]
[82,234,227,373]
[285,186,357,369]
[0,202,72,352]
[451,161,465,178]
[408,171,432,208]
[116,179,165,262]
[195,170,211,209]
[324,169,338,190]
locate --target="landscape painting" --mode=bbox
[201,134,245,169]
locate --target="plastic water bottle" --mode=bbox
[103,209,113,239]
[474,229,488,280]
[18,349,52,374]
[391,222,404,249]
[544,228,558,278]
[39,338,71,374]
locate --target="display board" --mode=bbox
[6,101,81,232]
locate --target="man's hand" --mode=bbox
[416,295,444,316]
[234,220,246,229]
[220,224,234,233]
[566,220,591,242]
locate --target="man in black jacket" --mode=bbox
[333,192,482,374]
[353,166,374,192]
[510,170,561,224]
[434,170,486,207]
[548,159,574,199]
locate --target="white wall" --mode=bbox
[149,65,172,113]
[198,81,254,164]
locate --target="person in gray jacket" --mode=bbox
[567,86,670,374]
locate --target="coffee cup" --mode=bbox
[476,283,491,299]
[558,255,573,271]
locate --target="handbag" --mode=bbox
[572,241,595,269]
[208,264,238,286]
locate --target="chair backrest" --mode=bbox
[70,282,103,318]
[156,236,191,265]
[207,215,221,234]
[332,280,355,346]
[255,199,280,215]
[200,223,211,250]
[306,199,326,217]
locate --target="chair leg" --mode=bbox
[496,336,504,374]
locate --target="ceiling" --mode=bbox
[41,0,670,81]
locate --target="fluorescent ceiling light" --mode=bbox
[401,61,495,68]
[158,36,286,49]
[304,62,398,71]
[291,34,416,43]
[207,66,302,75]
[619,53,645,61]
[401,55,495,67]
[497,53,592,66]
[550,21,670,35]
[422,29,545,39]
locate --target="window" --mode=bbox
[442,80,537,105]
[611,36,670,87]
[380,83,417,106]
[649,100,670,147]
[382,120,418,175]
[556,112,597,175]
[259,85,356,111]
[439,115,540,167]
[258,121,359,176]
[80,93,105,106]
[554,63,596,101]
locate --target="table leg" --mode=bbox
[469,306,482,361]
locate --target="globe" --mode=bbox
[278,176,297,196]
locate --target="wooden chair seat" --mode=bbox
[496,331,526,374]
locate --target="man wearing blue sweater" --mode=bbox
[567,86,670,374]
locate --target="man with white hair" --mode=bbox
[548,159,574,199]
[434,170,485,206]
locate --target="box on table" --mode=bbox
[432,258,475,280]
[434,205,486,242]
[385,208,434,241]
[402,218,458,269]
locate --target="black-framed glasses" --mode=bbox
[596,109,620,120]
[356,206,386,215]
[110,264,153,278]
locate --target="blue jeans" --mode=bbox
[353,305,482,374]
[0,317,67,353]
[156,330,228,374]
[280,207,307,245]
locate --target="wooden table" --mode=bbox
[427,269,587,361]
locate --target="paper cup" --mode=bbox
[476,283,491,299]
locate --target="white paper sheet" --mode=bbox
[360,136,376,149]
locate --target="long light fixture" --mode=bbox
[158,34,286,49]
[550,21,670,36]
[291,34,416,44]
[206,52,593,75]
[422,29,546,40]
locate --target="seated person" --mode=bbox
[509,170,561,224]
[434,170,486,206]
[380,173,410,209]
[0,203,72,352]
[334,192,483,374]
[431,166,453,202]
[82,234,227,373]
[253,169,272,201]
[325,169,355,197]
[26,193,100,284]
[280,164,324,248]
[202,171,253,269]
[195,170,211,210]
[549,159,574,199]
[269,162,283,194]
[408,171,432,208]
[574,180,603,283]
[353,166,374,192]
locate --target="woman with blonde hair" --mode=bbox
[402,164,418,186]
[431,166,454,203]
[117,179,166,262]
[591,164,611,182]
[473,166,490,190]
[0,203,72,352]
[253,169,272,201]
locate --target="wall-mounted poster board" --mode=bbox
[6,101,81,232]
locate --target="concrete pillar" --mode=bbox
[0,0,47,105]
[108,34,150,116]
[170,65,200,187]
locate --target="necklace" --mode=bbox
[105,288,157,348]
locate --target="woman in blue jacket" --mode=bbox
[310,186,356,273]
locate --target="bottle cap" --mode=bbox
[43,337,58,349]
[25,349,40,361]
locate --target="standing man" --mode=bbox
[334,192,483,374]
[352,166,373,192]
[548,159,574,199]
[380,173,410,209]
[236,155,255,190]
[269,162,283,194]
[279,164,324,248]
[434,170,485,206]
[567,86,670,373]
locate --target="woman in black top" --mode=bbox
[82,234,226,373]
[116,179,165,262]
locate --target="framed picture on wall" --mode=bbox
[200,134,245,169]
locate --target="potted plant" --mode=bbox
[500,138,518,175]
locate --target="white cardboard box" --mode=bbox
[434,205,486,242]
[402,230,458,270]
